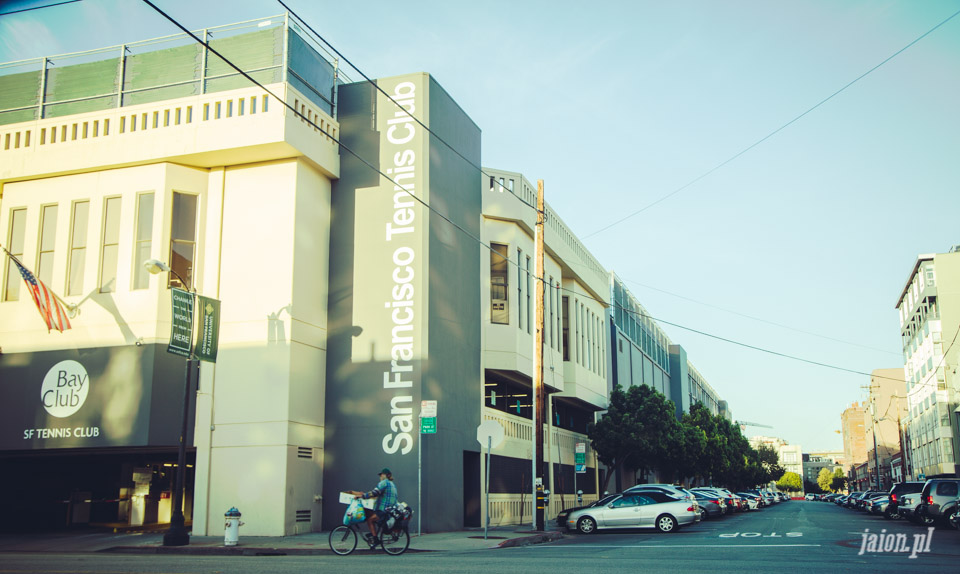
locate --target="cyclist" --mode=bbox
[347,468,398,546]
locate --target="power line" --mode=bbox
[0,0,82,16]
[276,0,539,213]
[621,277,901,356]
[143,0,916,390]
[137,0,535,288]
[583,7,960,239]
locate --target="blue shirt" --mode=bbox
[364,479,398,512]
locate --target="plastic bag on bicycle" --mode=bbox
[343,498,366,525]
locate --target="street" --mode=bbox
[1,502,958,573]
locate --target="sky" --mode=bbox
[2,0,959,453]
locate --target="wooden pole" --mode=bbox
[534,180,546,531]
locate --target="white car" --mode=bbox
[804,493,816,501]
[567,491,698,534]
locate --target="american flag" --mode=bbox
[3,247,71,333]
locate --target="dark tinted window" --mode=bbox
[936,482,958,497]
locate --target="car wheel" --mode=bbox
[884,508,899,520]
[577,516,597,535]
[656,514,678,533]
[920,513,936,526]
[698,508,707,521]
[948,509,960,530]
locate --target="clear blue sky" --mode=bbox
[3,0,959,453]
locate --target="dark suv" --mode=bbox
[886,481,925,520]
[917,478,960,526]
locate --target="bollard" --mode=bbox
[224,507,243,546]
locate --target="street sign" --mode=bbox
[918,473,926,480]
[575,442,586,453]
[420,416,437,434]
[421,400,437,418]
[194,295,220,363]
[167,288,194,358]
[575,442,587,473]
[476,420,505,448]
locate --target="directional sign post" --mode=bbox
[477,420,506,540]
[418,400,438,537]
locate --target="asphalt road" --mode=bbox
[1,501,958,573]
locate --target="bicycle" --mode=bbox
[329,512,410,555]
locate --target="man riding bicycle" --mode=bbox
[347,468,398,546]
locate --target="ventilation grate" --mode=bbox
[295,509,311,523]
[297,447,313,459]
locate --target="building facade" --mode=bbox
[841,402,869,472]
[896,249,960,480]
[864,368,906,490]
[0,14,735,535]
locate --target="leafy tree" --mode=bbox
[661,419,707,484]
[804,479,823,494]
[588,384,680,493]
[777,471,803,493]
[830,467,847,492]
[754,443,785,485]
[817,467,835,493]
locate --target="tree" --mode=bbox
[830,467,847,492]
[588,384,680,493]
[804,479,823,494]
[754,443,785,485]
[777,471,803,493]
[817,467,835,493]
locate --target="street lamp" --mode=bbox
[145,258,194,547]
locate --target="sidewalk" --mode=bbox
[0,525,564,555]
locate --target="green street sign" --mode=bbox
[575,452,585,465]
[420,416,437,434]
[194,295,221,363]
[167,288,194,358]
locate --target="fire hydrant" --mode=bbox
[224,507,243,546]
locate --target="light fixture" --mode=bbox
[144,259,171,275]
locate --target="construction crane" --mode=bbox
[737,420,773,432]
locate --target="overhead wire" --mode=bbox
[0,0,82,16]
[582,7,960,239]
[143,0,923,388]
[276,0,539,213]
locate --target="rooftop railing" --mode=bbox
[0,13,346,127]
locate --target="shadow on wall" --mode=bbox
[268,305,292,344]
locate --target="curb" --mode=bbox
[496,531,563,548]
[104,545,431,556]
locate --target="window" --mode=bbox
[548,276,554,348]
[517,248,523,331]
[490,243,509,324]
[525,256,531,334]
[99,197,121,293]
[169,192,198,289]
[3,208,27,301]
[562,296,570,361]
[132,193,155,290]
[37,204,58,285]
[556,284,562,352]
[66,201,89,296]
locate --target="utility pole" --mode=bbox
[534,179,546,532]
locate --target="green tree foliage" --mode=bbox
[830,467,847,492]
[777,471,803,493]
[817,467,835,493]
[804,479,823,494]
[588,384,680,493]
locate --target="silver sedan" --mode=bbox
[566,492,698,534]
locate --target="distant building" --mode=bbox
[802,453,843,487]
[779,444,803,477]
[841,402,869,471]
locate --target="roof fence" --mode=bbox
[0,14,346,126]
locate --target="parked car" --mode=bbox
[735,492,761,510]
[566,491,698,534]
[804,493,816,500]
[692,492,725,520]
[916,478,960,527]
[624,483,695,503]
[556,493,619,527]
[865,497,889,516]
[858,492,886,511]
[886,481,925,520]
[899,492,926,524]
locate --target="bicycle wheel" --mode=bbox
[380,526,410,555]
[329,525,357,555]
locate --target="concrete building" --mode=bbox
[841,402,869,471]
[802,453,843,488]
[895,249,960,479]
[864,368,907,490]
